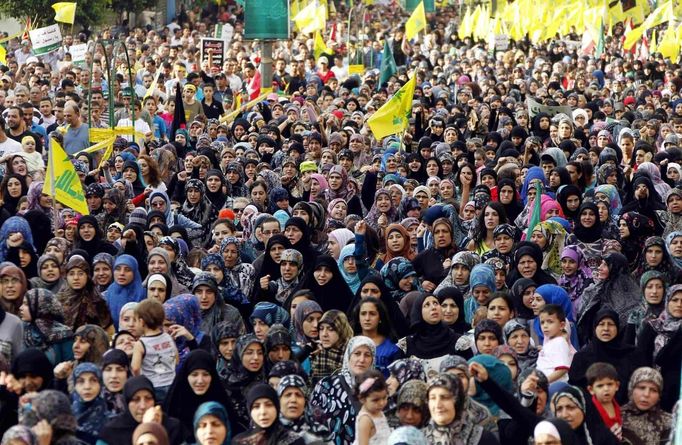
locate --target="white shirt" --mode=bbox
[117,118,151,142]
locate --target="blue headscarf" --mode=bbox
[104,255,144,329]
[193,402,230,445]
[338,244,361,294]
[520,166,548,204]
[468,354,512,416]
[469,264,496,291]
[381,257,422,301]
[0,216,35,262]
[464,264,497,323]
[532,284,577,345]
[164,294,205,365]
[71,362,109,441]
[381,145,399,172]
[250,302,291,330]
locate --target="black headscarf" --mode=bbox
[435,286,470,335]
[258,234,291,281]
[506,241,557,286]
[569,308,643,404]
[284,217,318,272]
[164,350,230,439]
[99,376,186,445]
[1,174,28,216]
[204,169,228,210]
[572,202,603,243]
[74,215,118,260]
[556,185,582,221]
[347,274,409,338]
[405,292,460,359]
[301,255,355,312]
[497,178,523,222]
[509,277,536,320]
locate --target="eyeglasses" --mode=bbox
[1,277,20,285]
[234,207,246,213]
[151,202,165,208]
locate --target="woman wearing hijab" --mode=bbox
[558,246,593,317]
[533,419,578,445]
[435,250,481,295]
[618,211,656,268]
[529,220,566,280]
[56,255,113,333]
[1,174,28,217]
[625,271,667,344]
[634,236,681,283]
[0,216,35,263]
[660,187,682,237]
[97,189,128,235]
[231,383,304,445]
[92,253,114,294]
[398,292,460,361]
[621,174,665,235]
[158,236,195,289]
[436,287,470,335]
[148,190,202,243]
[637,284,682,411]
[191,402,230,445]
[180,179,217,247]
[638,162,671,198]
[104,255,145,330]
[283,217,319,273]
[413,217,457,289]
[569,308,644,404]
[163,294,210,366]
[556,185,582,226]
[204,169,228,211]
[325,165,362,215]
[70,362,109,444]
[73,215,119,260]
[506,241,557,287]
[0,263,27,315]
[496,179,524,222]
[20,288,73,365]
[146,247,189,297]
[381,257,423,303]
[565,202,604,272]
[364,188,399,236]
[163,350,230,440]
[308,336,376,445]
[98,376,187,445]
[423,372,496,445]
[577,252,641,345]
[302,254,355,312]
[224,334,266,435]
[132,423,169,445]
[218,237,255,306]
[621,367,672,444]
[463,263,496,324]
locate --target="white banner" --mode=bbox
[29,24,63,56]
[527,97,573,118]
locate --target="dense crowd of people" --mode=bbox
[0,1,680,445]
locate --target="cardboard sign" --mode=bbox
[68,43,88,67]
[527,97,573,118]
[200,38,225,68]
[29,24,63,56]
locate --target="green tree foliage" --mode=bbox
[0,0,109,29]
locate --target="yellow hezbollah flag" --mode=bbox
[52,2,77,25]
[314,31,333,59]
[367,75,416,140]
[0,45,5,65]
[45,138,89,215]
[405,1,426,40]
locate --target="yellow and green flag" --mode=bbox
[367,76,416,140]
[313,31,333,59]
[52,2,77,25]
[45,138,89,215]
[405,1,426,40]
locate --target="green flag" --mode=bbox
[595,19,605,58]
[525,182,542,239]
[378,39,397,90]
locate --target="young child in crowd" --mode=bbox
[131,299,178,403]
[20,135,44,175]
[536,304,574,383]
[353,369,390,445]
[587,362,622,440]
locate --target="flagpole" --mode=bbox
[48,138,59,236]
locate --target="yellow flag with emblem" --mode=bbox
[367,76,416,140]
[0,45,5,65]
[45,138,89,215]
[52,2,77,25]
[405,1,426,40]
